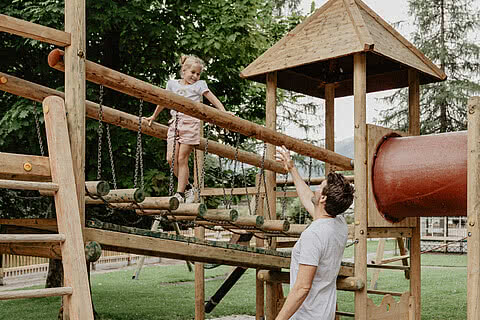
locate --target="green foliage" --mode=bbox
[379,0,480,134]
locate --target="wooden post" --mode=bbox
[353,53,368,320]
[265,71,277,222]
[64,0,86,226]
[43,96,93,320]
[195,225,205,320]
[0,254,3,286]
[255,174,265,320]
[369,239,385,289]
[325,84,335,175]
[131,219,160,280]
[408,69,421,320]
[467,96,480,320]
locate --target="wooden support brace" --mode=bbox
[110,196,179,211]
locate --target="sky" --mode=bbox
[282,0,414,142]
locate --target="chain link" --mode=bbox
[281,172,288,220]
[134,99,144,190]
[254,143,267,216]
[168,116,179,196]
[105,121,117,189]
[97,85,105,180]
[33,102,45,157]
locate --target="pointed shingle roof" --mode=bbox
[240,0,446,98]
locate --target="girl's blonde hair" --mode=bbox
[180,55,205,72]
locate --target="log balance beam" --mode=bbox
[0,72,286,175]
[47,49,354,171]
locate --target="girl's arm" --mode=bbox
[145,105,165,126]
[204,91,226,112]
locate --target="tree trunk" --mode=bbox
[46,258,63,288]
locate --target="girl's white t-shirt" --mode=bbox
[167,79,209,120]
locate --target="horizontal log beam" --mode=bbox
[0,152,51,181]
[85,181,110,197]
[85,188,145,204]
[0,287,73,300]
[0,72,287,174]
[84,227,290,269]
[0,242,62,259]
[0,179,58,192]
[0,14,70,47]
[276,175,355,186]
[47,50,353,170]
[0,234,65,243]
[110,196,179,211]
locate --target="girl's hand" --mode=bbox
[144,116,154,126]
[276,145,294,171]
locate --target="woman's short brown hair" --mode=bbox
[322,172,354,217]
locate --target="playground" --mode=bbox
[0,0,479,319]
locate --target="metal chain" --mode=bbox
[254,143,267,215]
[281,172,289,220]
[96,85,105,180]
[105,121,117,189]
[33,102,45,157]
[301,157,314,224]
[241,161,253,216]
[199,125,210,194]
[134,99,144,190]
[218,156,229,208]
[168,116,180,196]
[228,133,242,207]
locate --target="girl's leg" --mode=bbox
[166,140,181,177]
[176,144,194,193]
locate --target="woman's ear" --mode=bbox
[319,195,327,204]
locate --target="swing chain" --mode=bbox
[97,85,105,180]
[199,125,210,193]
[33,102,45,157]
[281,172,288,220]
[241,161,253,216]
[105,115,117,189]
[228,132,242,207]
[254,143,267,216]
[168,116,179,196]
[134,99,144,190]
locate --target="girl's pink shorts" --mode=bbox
[167,116,201,147]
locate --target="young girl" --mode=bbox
[146,55,226,203]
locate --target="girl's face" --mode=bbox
[182,63,203,85]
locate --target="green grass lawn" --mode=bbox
[0,248,470,319]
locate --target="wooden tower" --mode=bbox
[241,0,446,319]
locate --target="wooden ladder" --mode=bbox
[0,96,94,320]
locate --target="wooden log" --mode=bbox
[0,179,58,192]
[173,203,207,216]
[43,96,93,319]
[0,14,70,47]
[200,187,261,196]
[367,290,404,297]
[353,52,368,320]
[256,271,363,291]
[0,72,287,175]
[467,96,480,320]
[85,188,144,204]
[285,224,307,235]
[0,152,51,182]
[325,83,335,175]
[275,175,355,186]
[47,51,354,170]
[195,224,205,320]
[84,241,102,263]
[85,181,110,197]
[0,234,65,243]
[110,196,179,211]
[233,215,264,228]
[0,243,62,260]
[373,255,410,266]
[0,287,73,300]
[200,209,238,222]
[261,220,290,232]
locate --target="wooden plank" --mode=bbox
[0,152,51,182]
[467,96,480,320]
[43,96,93,320]
[0,179,58,192]
[0,242,62,260]
[195,225,205,320]
[353,52,368,320]
[200,187,260,196]
[0,287,73,300]
[47,51,354,170]
[325,84,335,175]
[0,72,287,175]
[0,234,65,243]
[65,0,86,232]
[369,238,385,289]
[83,227,290,269]
[265,72,277,222]
[367,227,412,238]
[342,0,374,50]
[0,14,70,47]
[408,68,421,320]
[367,292,410,320]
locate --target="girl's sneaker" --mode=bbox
[185,188,196,204]
[172,192,185,204]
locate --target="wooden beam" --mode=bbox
[0,14,70,47]
[47,50,354,170]
[0,152,51,181]
[276,175,354,186]
[0,242,62,260]
[353,52,368,320]
[64,0,86,229]
[324,83,335,175]
[408,68,421,320]
[0,179,58,192]
[85,188,145,204]
[195,225,205,320]
[110,196,179,211]
[43,96,93,320]
[0,287,73,300]
[0,72,287,175]
[83,227,290,269]
[0,234,65,243]
[467,96,480,320]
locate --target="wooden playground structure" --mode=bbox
[0,0,479,319]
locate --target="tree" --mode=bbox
[379,0,480,134]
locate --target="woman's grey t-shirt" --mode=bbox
[289,215,348,320]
